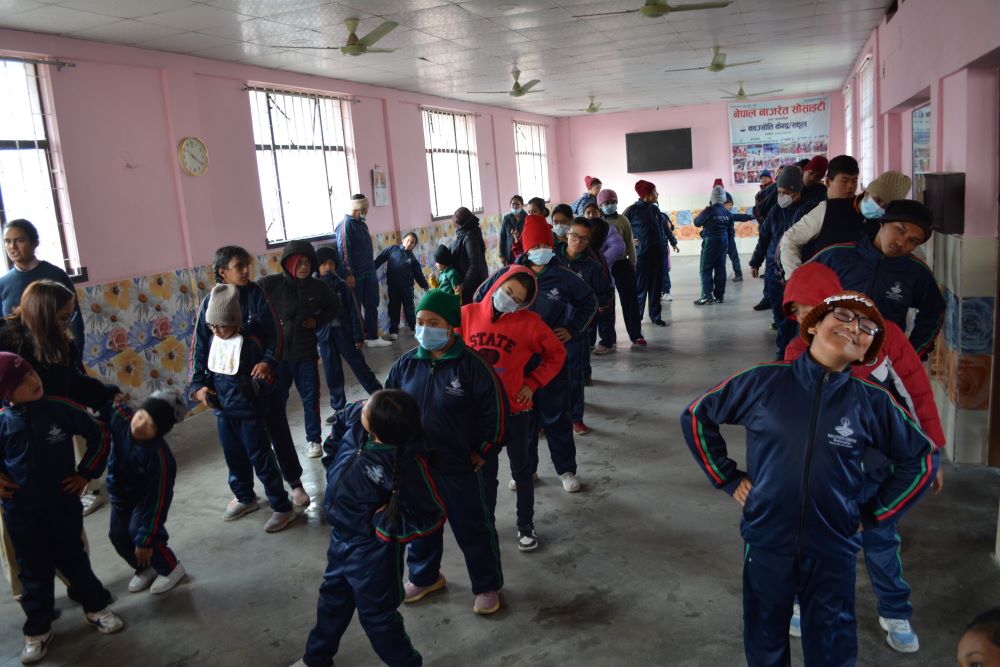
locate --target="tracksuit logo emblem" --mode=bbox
[886,282,904,302]
[445,376,465,397]
[828,417,857,449]
[364,464,385,484]
[547,288,561,301]
[834,418,854,438]
[46,425,65,444]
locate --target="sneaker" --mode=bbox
[769,322,778,330]
[508,478,517,491]
[632,338,647,347]
[572,421,591,435]
[517,528,538,552]
[21,631,53,664]
[693,297,715,306]
[291,486,311,509]
[388,333,399,341]
[715,297,724,304]
[365,338,392,348]
[733,275,743,282]
[85,607,124,634]
[289,661,307,667]
[664,293,673,301]
[325,414,337,425]
[150,563,186,595]
[789,603,801,637]
[559,472,581,493]
[593,344,613,355]
[880,617,920,653]
[306,442,323,458]
[473,591,501,615]
[403,575,446,603]
[264,510,296,533]
[223,497,259,521]
[652,319,667,327]
[127,568,157,593]
[81,491,105,517]
[753,299,771,311]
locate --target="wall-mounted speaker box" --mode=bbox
[923,172,965,235]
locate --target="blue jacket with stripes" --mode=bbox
[680,353,937,560]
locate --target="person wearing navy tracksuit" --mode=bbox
[299,396,445,667]
[681,293,938,667]
[724,192,754,281]
[693,187,731,305]
[476,214,596,486]
[374,234,430,337]
[384,289,508,613]
[315,247,382,415]
[624,180,666,325]
[335,195,382,343]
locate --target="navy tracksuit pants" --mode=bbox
[764,277,797,358]
[386,284,416,334]
[604,259,643,344]
[407,456,502,595]
[318,325,383,411]
[699,237,729,300]
[264,391,303,488]
[355,275,381,340]
[743,545,857,667]
[567,336,587,422]
[6,499,112,635]
[303,535,421,667]
[727,229,743,278]
[529,363,577,476]
[108,498,178,576]
[635,251,664,322]
[278,359,323,444]
[216,414,292,513]
[505,410,535,531]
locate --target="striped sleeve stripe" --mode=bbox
[142,448,170,547]
[49,396,110,474]
[470,349,505,454]
[911,310,944,358]
[375,455,446,543]
[339,223,352,274]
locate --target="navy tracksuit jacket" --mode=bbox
[625,200,665,320]
[681,353,937,667]
[335,214,380,339]
[0,397,113,636]
[374,245,430,334]
[476,258,595,475]
[385,338,507,594]
[107,401,179,576]
[302,402,445,667]
[317,272,382,411]
[190,334,291,513]
[810,236,945,358]
[694,204,730,300]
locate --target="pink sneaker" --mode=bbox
[474,591,501,615]
[593,344,613,355]
[403,575,446,603]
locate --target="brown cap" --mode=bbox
[798,291,886,365]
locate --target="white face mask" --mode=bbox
[777,194,794,209]
[492,287,520,313]
[552,224,569,237]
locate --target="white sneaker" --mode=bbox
[289,661,307,667]
[21,631,53,664]
[150,563,186,595]
[85,607,124,634]
[664,293,673,301]
[127,567,157,593]
[81,491,105,517]
[365,338,392,348]
[508,478,517,491]
[306,441,323,458]
[880,616,920,653]
[388,333,399,341]
[559,472,581,493]
[789,603,801,637]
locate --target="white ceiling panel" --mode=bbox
[69,17,185,43]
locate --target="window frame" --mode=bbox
[843,83,854,158]
[421,107,483,220]
[513,120,550,202]
[858,58,875,187]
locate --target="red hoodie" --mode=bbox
[461,265,566,413]
[783,264,946,448]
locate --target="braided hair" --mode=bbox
[365,389,423,526]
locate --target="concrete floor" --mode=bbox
[1,256,998,667]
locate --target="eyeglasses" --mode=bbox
[567,232,591,242]
[830,307,880,336]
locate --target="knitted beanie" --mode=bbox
[316,246,339,267]
[416,289,461,327]
[799,291,886,365]
[760,169,772,180]
[881,199,934,241]
[521,214,553,251]
[782,263,842,319]
[713,178,724,187]
[433,244,453,266]
[777,166,804,193]
[865,171,912,202]
[634,180,656,199]
[139,388,188,437]
[350,194,369,212]
[597,189,617,206]
[206,284,242,327]
[584,175,601,189]
[0,352,34,401]
[803,156,829,177]
[710,185,726,205]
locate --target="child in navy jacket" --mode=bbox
[296,390,445,667]
[0,352,124,663]
[107,389,187,596]
[693,186,731,305]
[374,232,430,339]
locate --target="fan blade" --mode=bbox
[668,1,732,11]
[270,45,338,49]
[747,88,784,97]
[664,65,708,72]
[710,50,726,68]
[466,90,511,94]
[719,89,739,96]
[572,8,638,17]
[725,59,762,68]
[363,48,395,53]
[359,20,398,46]
[522,89,545,94]
[520,79,541,92]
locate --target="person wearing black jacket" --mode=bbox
[450,207,488,305]
[259,242,340,460]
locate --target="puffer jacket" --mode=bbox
[451,216,489,302]
[258,241,341,363]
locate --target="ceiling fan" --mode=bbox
[574,0,732,19]
[559,96,620,114]
[721,83,784,100]
[467,68,543,97]
[271,18,398,56]
[665,46,761,73]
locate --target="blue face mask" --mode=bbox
[600,204,617,215]
[527,247,554,265]
[414,325,451,351]
[511,207,522,215]
[860,196,884,219]
[492,287,521,314]
[552,224,569,237]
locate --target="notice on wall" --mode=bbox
[728,95,830,184]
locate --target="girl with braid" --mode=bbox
[294,390,446,667]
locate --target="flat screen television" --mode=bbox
[625,128,693,173]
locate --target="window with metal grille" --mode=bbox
[0,59,81,277]
[514,121,549,201]
[421,108,482,218]
[844,84,854,157]
[859,60,875,186]
[249,87,357,246]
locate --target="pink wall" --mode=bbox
[0,28,559,285]
[554,93,844,212]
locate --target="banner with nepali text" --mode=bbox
[728,95,830,185]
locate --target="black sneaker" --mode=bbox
[733,275,743,282]
[693,297,715,306]
[715,297,724,304]
[753,299,771,311]
[325,414,337,425]
[653,319,667,327]
[517,528,539,552]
